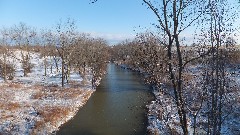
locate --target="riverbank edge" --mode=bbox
[52,74,105,134]
[115,63,186,134]
[51,89,95,134]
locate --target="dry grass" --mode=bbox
[31,91,44,99]
[40,86,85,99]
[7,83,22,88]
[0,99,20,111]
[0,102,20,120]
[0,81,93,134]
[33,106,71,134]
[40,106,70,124]
[80,91,91,99]
[31,84,86,100]
[6,102,21,111]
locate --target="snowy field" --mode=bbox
[0,50,95,134]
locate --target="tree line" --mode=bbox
[0,19,110,87]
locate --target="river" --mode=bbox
[57,63,154,135]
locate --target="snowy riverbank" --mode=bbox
[146,66,240,135]
[0,83,94,134]
[116,62,240,135]
[0,50,97,134]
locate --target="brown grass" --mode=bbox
[0,102,21,111]
[40,86,85,99]
[31,91,44,99]
[82,91,92,100]
[8,83,22,89]
[39,106,70,124]
[32,120,45,134]
[33,106,71,132]
[0,81,92,134]
[7,102,21,111]
[32,85,85,99]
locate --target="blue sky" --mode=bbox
[0,0,239,45]
[0,0,157,44]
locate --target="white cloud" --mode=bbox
[86,31,135,45]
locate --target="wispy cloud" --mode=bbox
[87,32,135,45]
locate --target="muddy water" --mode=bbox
[57,63,154,135]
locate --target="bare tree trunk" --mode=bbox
[3,52,7,81]
[44,57,47,76]
[53,56,59,73]
[61,55,64,87]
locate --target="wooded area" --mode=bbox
[0,20,109,87]
[109,0,240,134]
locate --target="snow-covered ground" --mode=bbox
[2,50,84,86]
[146,65,240,135]
[0,50,95,134]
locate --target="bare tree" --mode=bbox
[142,0,209,134]
[198,0,239,134]
[41,29,55,76]
[0,28,15,81]
[10,23,36,77]
[55,18,77,87]
[70,35,109,88]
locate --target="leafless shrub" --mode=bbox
[21,55,34,76]
[0,60,15,80]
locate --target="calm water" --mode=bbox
[57,63,154,135]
